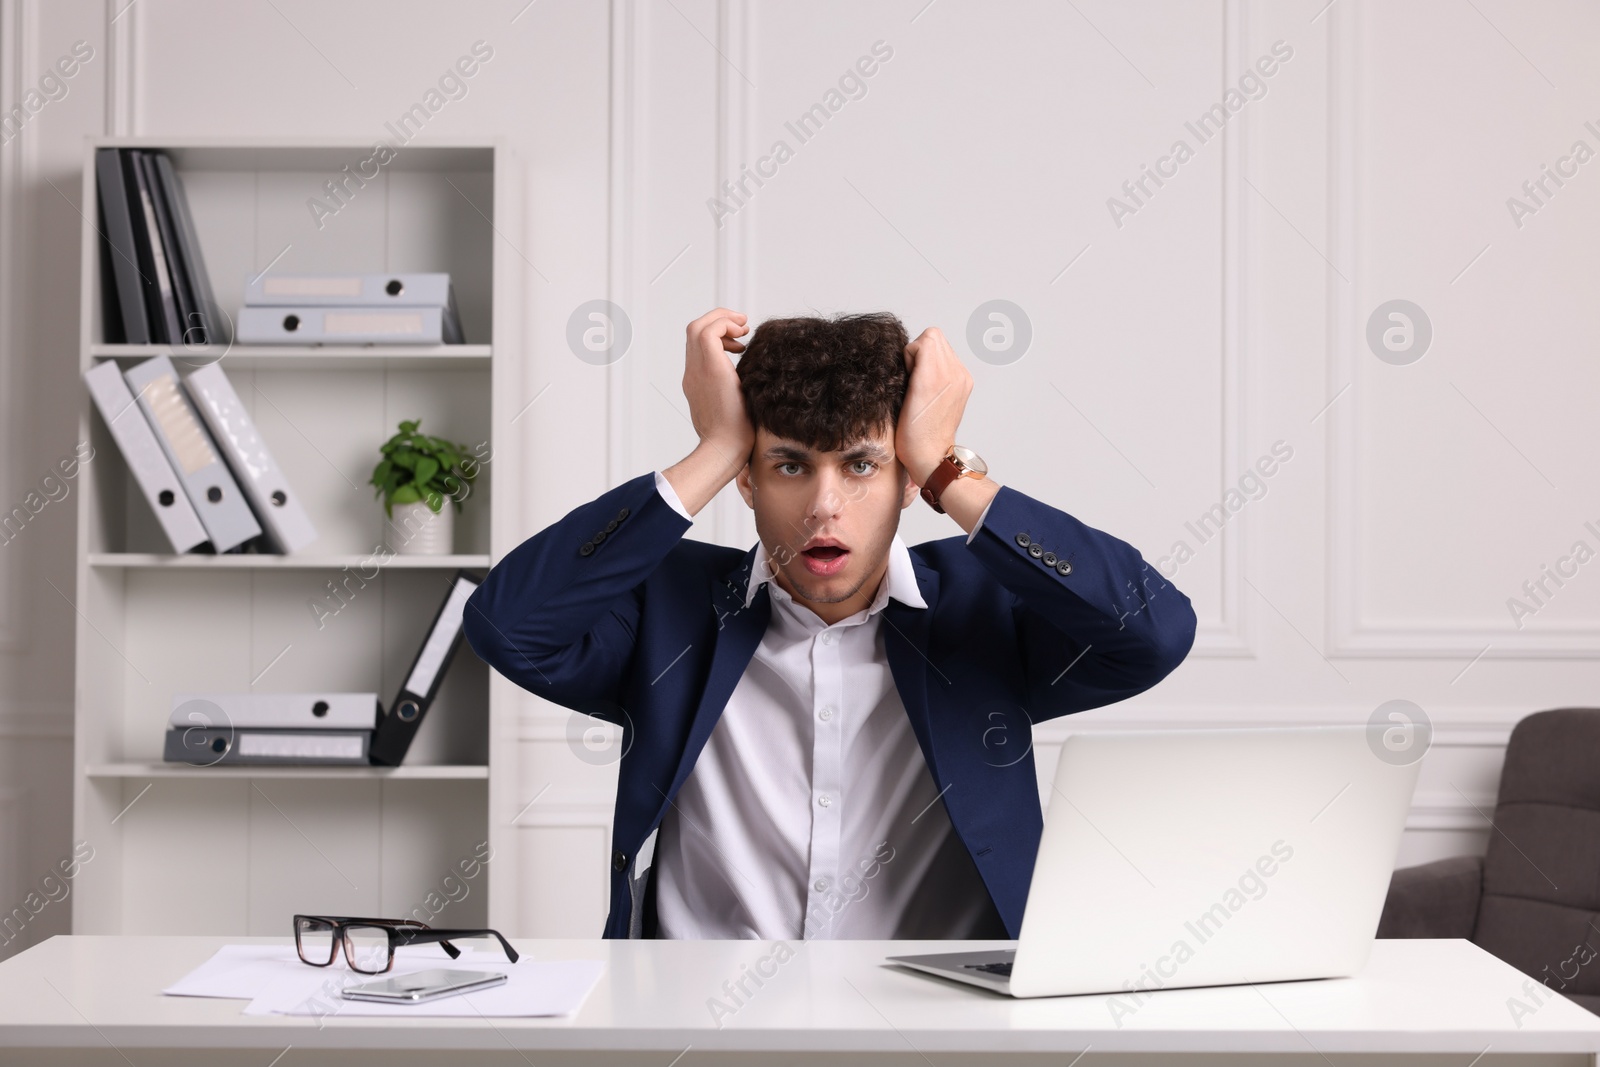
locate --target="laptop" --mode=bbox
[889,723,1427,998]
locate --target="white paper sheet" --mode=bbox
[163,943,470,1000]
[241,957,605,1018]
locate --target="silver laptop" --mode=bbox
[889,723,1426,998]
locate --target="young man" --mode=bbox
[464,308,1197,940]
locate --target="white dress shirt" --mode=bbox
[646,472,1002,939]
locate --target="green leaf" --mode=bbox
[373,418,485,520]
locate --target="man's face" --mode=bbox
[736,423,919,621]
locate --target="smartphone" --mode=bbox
[341,968,508,1004]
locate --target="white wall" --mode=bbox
[2,0,1596,947]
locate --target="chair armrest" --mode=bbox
[1376,854,1483,939]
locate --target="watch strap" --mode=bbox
[919,454,964,514]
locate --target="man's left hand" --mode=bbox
[896,326,973,486]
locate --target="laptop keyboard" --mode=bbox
[962,961,1014,977]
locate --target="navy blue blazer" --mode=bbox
[463,471,1197,939]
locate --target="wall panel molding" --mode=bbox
[103,0,138,136]
[706,0,753,551]
[694,0,1255,656]
[0,786,26,926]
[518,705,1517,836]
[1323,1,1600,660]
[0,0,37,652]
[607,0,645,493]
[1198,0,1254,658]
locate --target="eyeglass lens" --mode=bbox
[295,916,338,965]
[343,924,393,973]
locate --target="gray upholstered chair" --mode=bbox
[1377,707,1600,1015]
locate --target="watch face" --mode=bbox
[951,444,987,475]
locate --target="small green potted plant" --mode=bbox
[369,419,479,555]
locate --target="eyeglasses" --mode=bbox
[293,914,520,974]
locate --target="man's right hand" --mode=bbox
[683,307,754,466]
[662,309,756,517]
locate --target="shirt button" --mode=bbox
[818,706,834,721]
[820,631,836,646]
[817,794,832,808]
[814,878,829,893]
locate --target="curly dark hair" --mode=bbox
[735,312,909,453]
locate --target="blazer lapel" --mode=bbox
[656,546,772,815]
[882,551,944,781]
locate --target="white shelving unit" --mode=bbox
[87,554,492,570]
[83,764,490,780]
[70,137,522,937]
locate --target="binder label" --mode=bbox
[140,372,217,474]
[264,276,362,297]
[323,311,424,335]
[238,733,365,759]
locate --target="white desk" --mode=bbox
[1,936,1598,1066]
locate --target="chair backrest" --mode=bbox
[1475,707,1600,998]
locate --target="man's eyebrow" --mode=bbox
[838,441,891,462]
[761,440,891,462]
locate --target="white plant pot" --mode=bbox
[388,500,454,556]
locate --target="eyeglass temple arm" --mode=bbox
[395,927,519,963]
[387,929,465,959]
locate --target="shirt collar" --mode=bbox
[744,532,928,614]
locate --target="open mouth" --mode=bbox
[800,543,850,576]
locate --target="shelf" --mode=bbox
[90,136,500,173]
[90,345,491,372]
[89,553,490,570]
[85,762,489,780]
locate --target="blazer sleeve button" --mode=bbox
[579,542,595,557]
[1056,560,1073,576]
[1028,543,1044,559]
[605,519,619,532]
[1042,551,1057,566]
[617,507,630,520]
[612,850,628,872]
[592,529,607,544]
[1014,532,1031,548]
